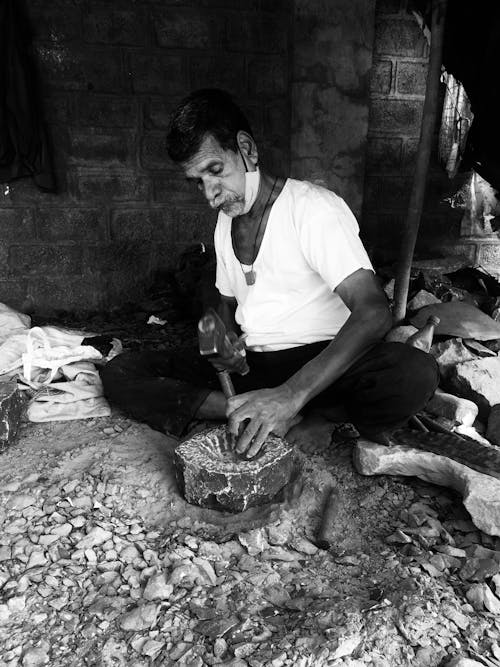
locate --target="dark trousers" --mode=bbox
[100,341,440,440]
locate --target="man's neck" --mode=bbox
[240,171,276,222]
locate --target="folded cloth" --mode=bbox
[0,301,114,422]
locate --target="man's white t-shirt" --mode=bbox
[214,178,374,352]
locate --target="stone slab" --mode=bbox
[407,289,441,311]
[430,338,477,381]
[449,357,500,417]
[0,382,24,452]
[354,440,500,536]
[487,405,500,447]
[411,302,500,340]
[174,425,295,513]
[426,389,478,426]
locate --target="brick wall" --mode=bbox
[291,0,376,219]
[362,0,467,266]
[0,0,291,314]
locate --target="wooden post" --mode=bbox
[392,0,448,324]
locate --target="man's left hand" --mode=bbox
[226,385,300,458]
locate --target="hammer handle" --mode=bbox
[316,487,341,550]
[217,370,235,399]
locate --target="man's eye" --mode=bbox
[210,166,222,175]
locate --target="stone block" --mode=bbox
[143,97,180,130]
[68,129,135,167]
[36,45,125,93]
[354,440,500,536]
[76,171,149,202]
[37,209,107,242]
[248,56,288,96]
[28,2,82,42]
[478,244,500,268]
[370,59,392,94]
[152,7,221,49]
[407,289,441,311]
[0,210,36,242]
[110,209,176,243]
[174,425,295,512]
[84,7,147,45]
[0,382,24,452]
[427,389,478,427]
[366,135,402,170]
[430,339,477,381]
[225,14,288,53]
[174,208,217,247]
[369,98,423,134]
[151,172,198,205]
[128,53,187,95]
[190,55,246,97]
[396,61,428,95]
[487,405,500,446]
[76,95,137,127]
[140,132,170,170]
[2,178,65,206]
[0,281,28,311]
[30,277,102,313]
[376,0,403,13]
[85,244,151,276]
[9,246,83,277]
[43,95,70,125]
[375,18,427,57]
[449,358,500,417]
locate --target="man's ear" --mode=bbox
[236,131,258,168]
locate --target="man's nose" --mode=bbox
[202,177,221,206]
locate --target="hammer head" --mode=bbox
[198,309,225,357]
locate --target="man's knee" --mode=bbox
[100,352,146,397]
[387,342,440,404]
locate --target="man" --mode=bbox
[101,89,439,457]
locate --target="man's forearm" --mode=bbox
[217,297,240,336]
[284,306,392,411]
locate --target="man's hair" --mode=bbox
[166,89,254,164]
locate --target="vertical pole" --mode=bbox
[392,0,448,324]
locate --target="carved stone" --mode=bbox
[174,425,295,512]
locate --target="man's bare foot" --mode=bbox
[284,414,338,454]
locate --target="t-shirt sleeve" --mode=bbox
[297,192,374,291]
[214,216,235,298]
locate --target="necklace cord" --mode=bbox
[239,177,278,283]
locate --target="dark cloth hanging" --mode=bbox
[0,0,55,191]
[410,1,500,191]
[442,3,500,191]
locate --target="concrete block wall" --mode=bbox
[290,0,376,220]
[362,0,466,266]
[0,0,291,314]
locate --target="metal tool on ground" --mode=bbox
[198,308,249,398]
[314,485,341,550]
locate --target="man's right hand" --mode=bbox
[208,331,248,375]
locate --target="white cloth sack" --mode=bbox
[27,364,110,422]
[0,302,113,422]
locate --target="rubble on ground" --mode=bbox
[2,255,500,664]
[2,416,500,666]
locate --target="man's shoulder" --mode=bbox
[285,178,355,226]
[285,178,345,209]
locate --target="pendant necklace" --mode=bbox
[240,177,277,286]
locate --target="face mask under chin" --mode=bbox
[242,167,260,214]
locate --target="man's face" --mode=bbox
[182,134,246,217]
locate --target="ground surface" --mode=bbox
[1,411,500,667]
[1,308,500,667]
